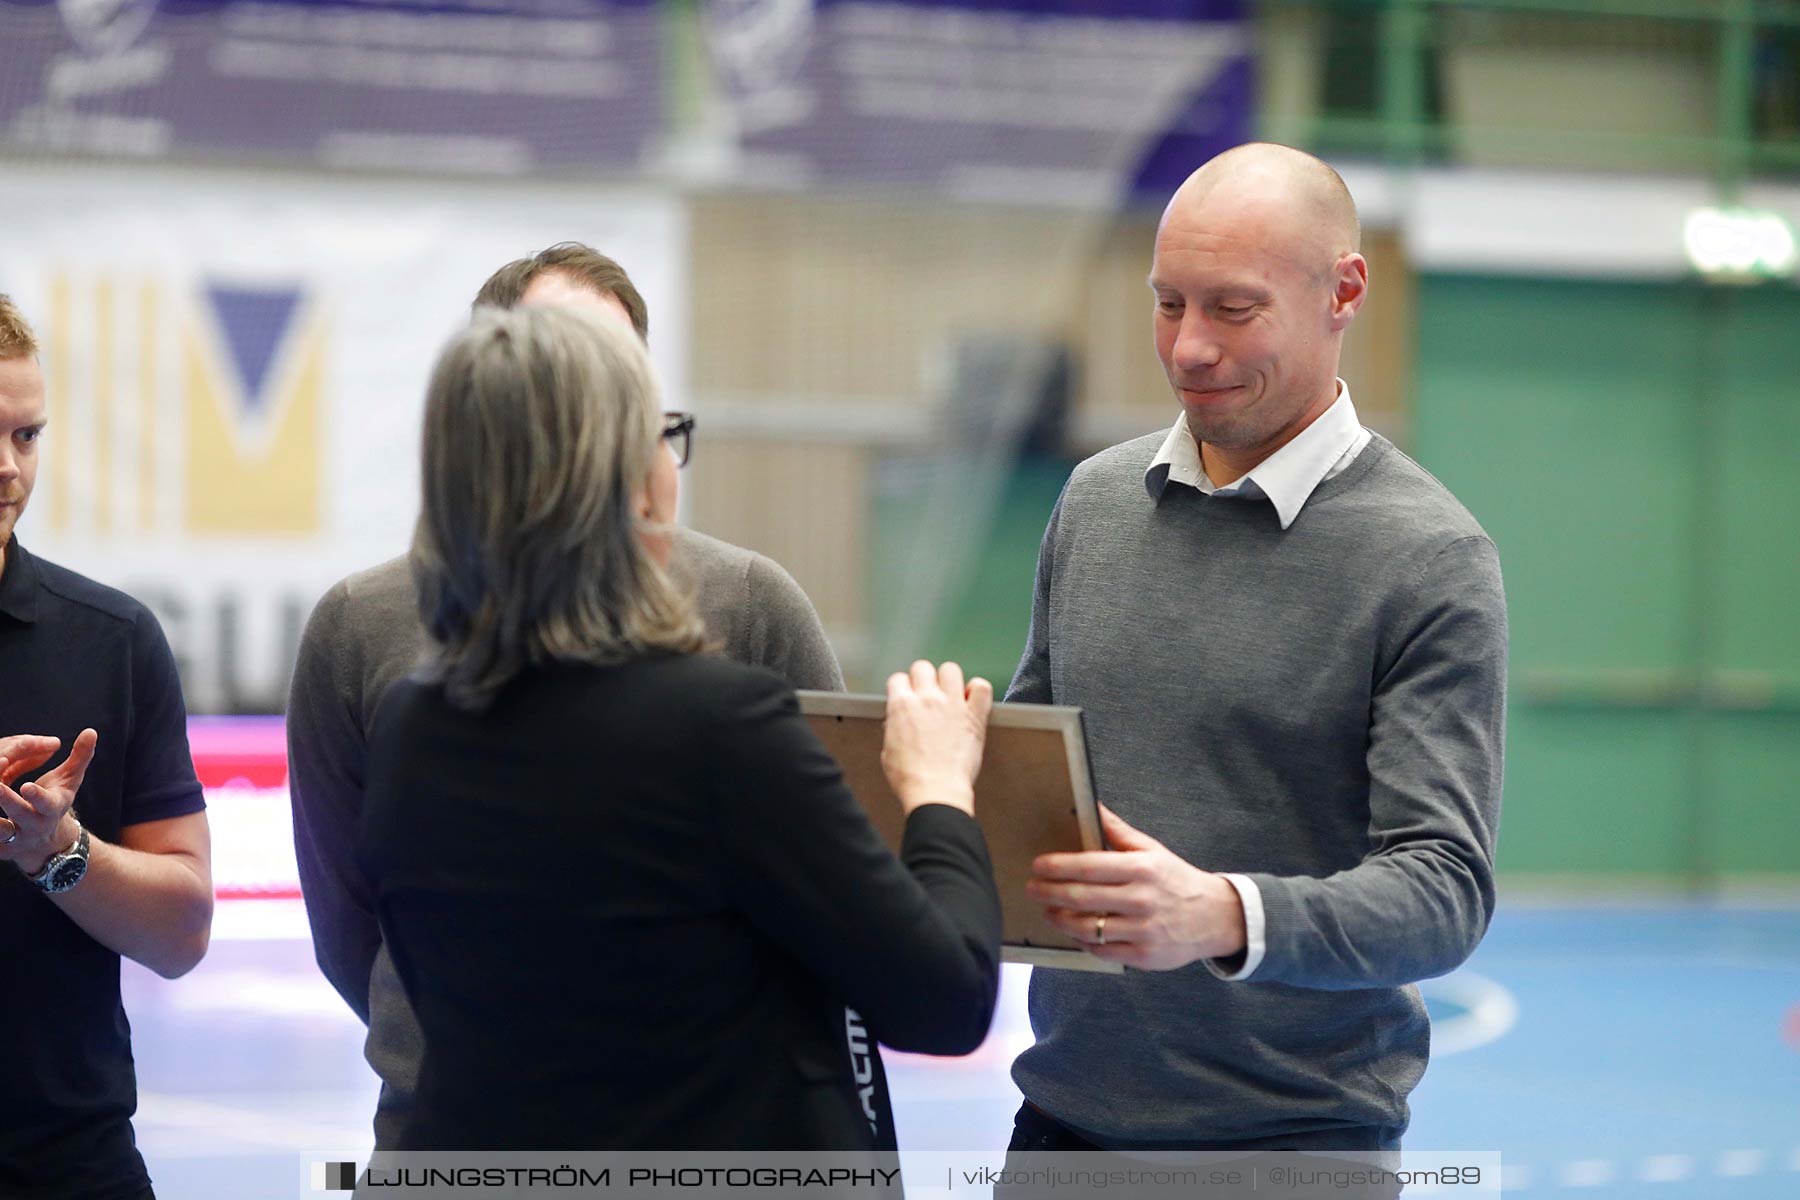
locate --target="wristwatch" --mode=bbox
[28,820,90,894]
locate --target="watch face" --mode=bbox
[47,857,86,891]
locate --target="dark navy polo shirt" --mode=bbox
[0,537,206,1200]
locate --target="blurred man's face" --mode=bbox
[0,355,46,553]
[519,271,633,331]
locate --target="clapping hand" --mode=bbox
[0,728,98,875]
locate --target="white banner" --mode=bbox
[1,162,686,711]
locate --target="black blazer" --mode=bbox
[361,653,1001,1150]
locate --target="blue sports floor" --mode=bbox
[124,902,1800,1198]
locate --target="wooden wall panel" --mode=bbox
[682,192,1416,681]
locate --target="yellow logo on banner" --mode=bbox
[43,272,324,537]
[182,283,322,535]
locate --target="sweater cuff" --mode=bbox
[1204,873,1265,981]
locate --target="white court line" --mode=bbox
[1558,1159,1616,1188]
[1500,1149,1800,1191]
[1638,1154,1694,1183]
[1516,1149,1800,1191]
[1715,1149,1766,1177]
[1419,971,1518,1056]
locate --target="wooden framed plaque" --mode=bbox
[796,691,1122,974]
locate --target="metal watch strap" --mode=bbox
[28,820,89,892]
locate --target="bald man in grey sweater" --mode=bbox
[1012,145,1506,1153]
[287,245,843,1148]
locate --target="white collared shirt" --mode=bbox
[1140,380,1371,981]
[1144,381,1372,530]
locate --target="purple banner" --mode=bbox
[703,0,1252,205]
[0,0,663,173]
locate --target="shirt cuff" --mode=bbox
[1204,873,1266,982]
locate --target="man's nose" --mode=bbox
[1174,316,1223,371]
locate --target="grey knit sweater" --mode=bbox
[1007,432,1506,1149]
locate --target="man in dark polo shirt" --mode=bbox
[0,294,214,1200]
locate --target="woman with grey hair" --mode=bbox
[360,305,1001,1150]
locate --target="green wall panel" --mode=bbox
[1706,717,1800,874]
[1499,710,1691,873]
[1414,276,1701,875]
[1708,288,1800,874]
[1713,289,1800,679]
[1411,277,1697,681]
[867,455,1069,692]
[1414,274,1800,881]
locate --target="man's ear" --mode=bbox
[1328,253,1369,331]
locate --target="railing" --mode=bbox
[1258,0,1800,189]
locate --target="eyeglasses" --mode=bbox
[661,412,696,468]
